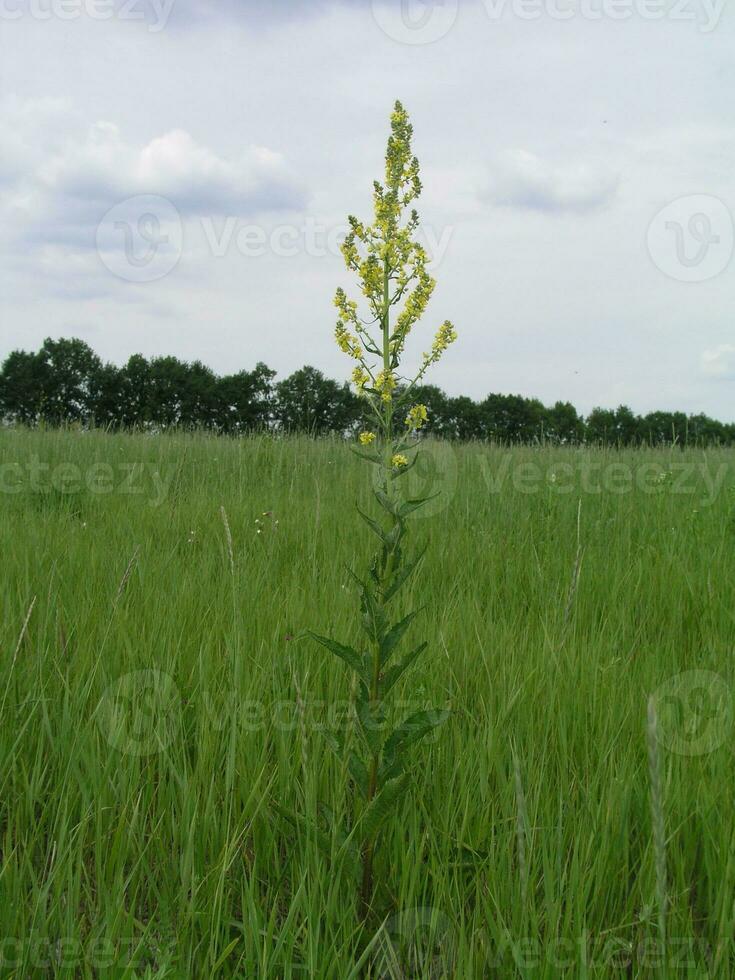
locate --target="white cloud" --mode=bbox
[701,345,735,380]
[0,95,76,187]
[2,5,735,422]
[35,124,304,215]
[485,149,620,214]
[0,103,306,253]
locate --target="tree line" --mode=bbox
[1,337,733,446]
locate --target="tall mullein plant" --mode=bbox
[309,101,457,918]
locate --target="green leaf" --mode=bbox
[385,519,405,550]
[357,582,387,645]
[348,752,370,798]
[356,699,387,756]
[379,610,419,667]
[383,709,450,763]
[383,549,426,603]
[272,802,335,859]
[446,842,492,870]
[317,801,336,825]
[273,802,359,871]
[344,567,387,643]
[362,607,386,646]
[211,939,241,974]
[349,446,382,465]
[381,642,428,694]
[399,493,440,518]
[317,804,361,860]
[391,452,420,479]
[357,773,410,845]
[323,733,369,801]
[381,540,404,578]
[323,728,346,758]
[344,564,369,593]
[373,488,398,516]
[356,506,389,544]
[307,632,368,684]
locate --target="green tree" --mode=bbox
[545,400,583,444]
[687,413,727,445]
[275,366,360,434]
[214,363,276,433]
[35,337,101,424]
[89,361,125,429]
[640,411,687,446]
[0,349,46,424]
[118,354,153,429]
[449,394,484,441]
[481,393,545,443]
[613,405,640,446]
[586,407,617,444]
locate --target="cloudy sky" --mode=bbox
[1,0,734,419]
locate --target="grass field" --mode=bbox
[1,427,734,978]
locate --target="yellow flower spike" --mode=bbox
[433,320,458,354]
[375,370,397,403]
[406,404,429,430]
[312,101,458,918]
[335,322,363,360]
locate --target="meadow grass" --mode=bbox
[1,427,734,977]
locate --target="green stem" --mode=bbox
[360,570,383,919]
[359,258,395,920]
[382,258,393,491]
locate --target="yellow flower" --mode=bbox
[392,454,408,468]
[433,320,457,354]
[405,404,429,430]
[359,432,376,446]
[375,370,397,403]
[335,322,362,360]
[422,320,458,370]
[352,366,369,390]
